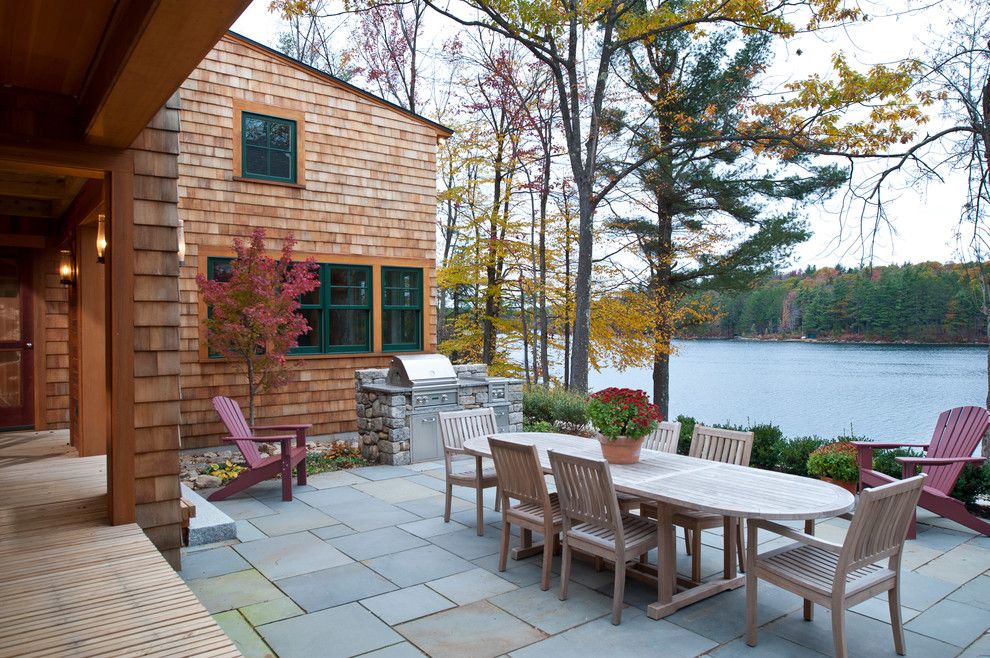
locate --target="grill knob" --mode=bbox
[441,394,448,402]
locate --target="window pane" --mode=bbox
[329,309,368,347]
[296,309,321,348]
[330,286,367,306]
[245,146,267,175]
[0,259,20,342]
[211,260,233,283]
[270,122,291,149]
[383,309,419,347]
[244,116,267,146]
[329,268,368,288]
[300,287,320,306]
[270,151,292,179]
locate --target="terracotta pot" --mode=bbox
[820,476,857,495]
[599,436,644,464]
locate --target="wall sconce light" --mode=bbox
[59,249,74,286]
[177,218,186,265]
[96,213,108,263]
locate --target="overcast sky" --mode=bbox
[232,0,970,270]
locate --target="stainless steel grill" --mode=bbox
[387,354,458,389]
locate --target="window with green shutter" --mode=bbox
[382,267,423,351]
[241,112,296,183]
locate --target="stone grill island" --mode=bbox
[355,356,523,464]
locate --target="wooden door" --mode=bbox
[0,254,34,429]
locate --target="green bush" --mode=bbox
[871,447,922,478]
[778,437,831,476]
[523,419,555,433]
[522,387,588,433]
[950,463,990,508]
[806,442,859,483]
[675,415,696,455]
[748,423,784,471]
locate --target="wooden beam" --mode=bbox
[80,0,252,148]
[0,234,45,249]
[53,178,103,248]
[0,195,52,218]
[0,173,66,200]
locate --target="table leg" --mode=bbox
[723,516,737,580]
[511,528,545,560]
[475,456,485,536]
[658,504,676,605]
[804,519,815,621]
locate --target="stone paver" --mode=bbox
[179,546,250,581]
[276,562,397,612]
[182,462,989,658]
[426,568,517,605]
[365,545,475,587]
[213,610,276,658]
[361,584,457,625]
[186,569,284,613]
[258,603,403,658]
[233,531,352,581]
[397,600,547,658]
[239,596,305,626]
[328,526,428,560]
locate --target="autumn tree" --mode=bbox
[270,0,359,79]
[352,0,427,112]
[604,26,846,416]
[196,229,320,426]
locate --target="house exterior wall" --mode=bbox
[176,35,441,449]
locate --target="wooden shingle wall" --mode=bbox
[127,94,184,567]
[40,250,69,429]
[177,35,439,448]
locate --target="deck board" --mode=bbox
[0,431,240,657]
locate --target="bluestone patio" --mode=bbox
[183,458,990,658]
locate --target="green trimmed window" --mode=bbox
[242,112,296,183]
[382,267,423,351]
[205,257,233,358]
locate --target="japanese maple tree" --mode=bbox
[196,229,320,426]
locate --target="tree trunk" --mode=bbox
[538,122,551,385]
[569,178,594,391]
[246,358,256,428]
[985,283,990,458]
[521,279,530,385]
[652,351,670,420]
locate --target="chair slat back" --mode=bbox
[839,474,926,575]
[689,425,754,467]
[439,407,498,452]
[643,421,681,453]
[548,450,622,535]
[212,396,262,468]
[924,406,990,493]
[489,438,551,509]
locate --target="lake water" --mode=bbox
[582,340,988,441]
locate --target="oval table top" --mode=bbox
[463,432,855,521]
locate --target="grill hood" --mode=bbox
[387,354,458,388]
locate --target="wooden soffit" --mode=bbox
[0,0,251,148]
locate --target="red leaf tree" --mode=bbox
[196,229,320,426]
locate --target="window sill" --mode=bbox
[232,175,306,190]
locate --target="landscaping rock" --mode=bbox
[195,474,222,489]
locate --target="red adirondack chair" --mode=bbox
[853,406,990,539]
[208,396,311,502]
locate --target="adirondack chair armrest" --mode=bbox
[853,441,929,472]
[896,455,985,478]
[252,424,312,431]
[750,519,843,554]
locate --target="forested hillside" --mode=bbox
[684,263,986,343]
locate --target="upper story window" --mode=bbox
[242,112,297,183]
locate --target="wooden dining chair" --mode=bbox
[640,425,753,582]
[746,474,926,658]
[489,438,562,591]
[548,449,658,625]
[439,408,500,536]
[617,420,681,513]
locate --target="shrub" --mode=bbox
[203,460,246,482]
[675,415,696,455]
[300,442,365,475]
[587,388,661,440]
[522,387,588,433]
[871,447,922,478]
[523,419,555,433]
[950,463,990,508]
[778,437,831,476]
[748,423,784,471]
[806,442,859,483]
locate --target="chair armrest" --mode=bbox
[851,441,929,450]
[252,424,312,431]
[222,435,295,443]
[896,456,985,466]
[750,519,843,554]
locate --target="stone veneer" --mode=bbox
[354,363,523,465]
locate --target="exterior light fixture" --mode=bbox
[59,249,74,285]
[96,213,108,263]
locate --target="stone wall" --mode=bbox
[354,363,523,465]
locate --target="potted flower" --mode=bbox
[586,388,662,464]
[806,442,859,494]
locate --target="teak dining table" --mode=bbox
[462,432,855,619]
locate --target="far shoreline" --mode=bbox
[678,335,988,347]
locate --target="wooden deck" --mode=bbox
[0,431,240,657]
